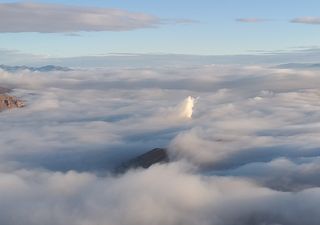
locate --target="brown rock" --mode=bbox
[0,87,24,111]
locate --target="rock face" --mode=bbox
[116,148,169,173]
[0,95,24,111]
[0,87,24,111]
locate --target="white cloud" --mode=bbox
[0,2,160,33]
[1,163,320,225]
[218,157,320,191]
[1,64,320,224]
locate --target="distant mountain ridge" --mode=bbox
[275,63,320,69]
[0,64,72,72]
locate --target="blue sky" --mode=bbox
[1,0,320,58]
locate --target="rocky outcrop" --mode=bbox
[116,148,169,173]
[0,95,24,111]
[0,87,24,111]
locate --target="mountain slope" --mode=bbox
[116,148,169,173]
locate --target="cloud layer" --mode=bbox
[1,63,320,224]
[2,163,320,225]
[0,2,160,33]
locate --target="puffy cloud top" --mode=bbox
[2,64,320,224]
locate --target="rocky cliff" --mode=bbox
[0,87,24,111]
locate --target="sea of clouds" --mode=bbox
[1,64,320,225]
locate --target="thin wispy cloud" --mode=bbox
[0,2,161,33]
[291,17,320,24]
[236,18,269,23]
[168,18,199,24]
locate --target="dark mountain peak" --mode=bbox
[116,148,169,173]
